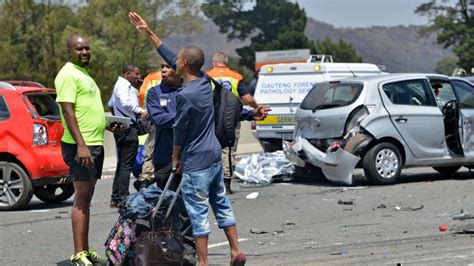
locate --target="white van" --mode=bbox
[253,55,383,152]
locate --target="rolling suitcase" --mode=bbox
[133,171,185,266]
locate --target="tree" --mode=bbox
[0,0,77,85]
[202,0,362,71]
[61,0,204,104]
[416,0,474,73]
[0,0,203,106]
[435,56,459,75]
[313,38,362,63]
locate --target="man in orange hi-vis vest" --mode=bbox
[207,52,260,194]
[134,70,162,190]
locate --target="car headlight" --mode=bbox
[33,123,48,145]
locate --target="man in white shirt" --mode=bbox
[108,65,147,208]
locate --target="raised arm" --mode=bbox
[128,12,177,66]
[128,12,162,49]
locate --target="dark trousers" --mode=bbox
[154,162,181,191]
[112,127,138,206]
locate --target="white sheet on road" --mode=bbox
[234,151,295,185]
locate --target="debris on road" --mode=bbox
[330,249,348,256]
[246,192,259,199]
[439,225,448,232]
[338,199,355,205]
[452,209,474,221]
[394,204,424,211]
[250,228,268,234]
[341,223,381,228]
[340,186,368,192]
[377,204,387,209]
[272,230,285,235]
[452,224,474,234]
[235,151,295,186]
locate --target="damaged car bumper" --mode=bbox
[285,136,362,185]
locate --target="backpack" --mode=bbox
[208,75,242,149]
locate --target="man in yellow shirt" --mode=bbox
[55,34,107,266]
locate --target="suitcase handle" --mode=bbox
[150,169,182,229]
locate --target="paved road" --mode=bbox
[1,166,474,265]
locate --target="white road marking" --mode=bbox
[208,238,249,249]
[28,209,49,213]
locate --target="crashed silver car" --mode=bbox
[286,74,474,185]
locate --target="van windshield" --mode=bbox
[300,82,363,111]
[25,93,61,120]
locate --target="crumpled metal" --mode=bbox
[234,151,295,185]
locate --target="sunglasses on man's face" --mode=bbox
[160,64,171,69]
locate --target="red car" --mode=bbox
[0,81,73,210]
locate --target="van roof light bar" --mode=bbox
[307,54,334,63]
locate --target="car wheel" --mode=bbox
[0,162,33,211]
[432,166,461,176]
[363,142,402,185]
[34,183,75,204]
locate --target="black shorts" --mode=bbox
[61,142,104,182]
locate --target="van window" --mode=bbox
[0,96,10,120]
[452,79,474,108]
[382,79,436,106]
[300,83,363,110]
[26,93,60,120]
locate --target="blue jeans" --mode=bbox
[181,162,236,237]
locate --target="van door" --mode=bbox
[380,78,446,158]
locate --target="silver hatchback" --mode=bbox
[286,74,474,185]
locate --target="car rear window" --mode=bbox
[300,82,363,110]
[26,93,60,120]
[0,96,10,120]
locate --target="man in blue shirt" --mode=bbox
[146,63,182,189]
[129,12,249,266]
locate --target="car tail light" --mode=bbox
[251,121,256,130]
[33,123,48,145]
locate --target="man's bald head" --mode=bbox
[66,34,91,67]
[67,35,88,51]
[179,46,205,74]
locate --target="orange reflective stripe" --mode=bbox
[139,71,162,108]
[207,67,242,97]
[207,67,243,81]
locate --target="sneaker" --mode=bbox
[70,251,92,266]
[86,248,107,265]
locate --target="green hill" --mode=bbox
[166,18,453,73]
[304,18,453,73]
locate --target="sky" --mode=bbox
[295,0,432,28]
